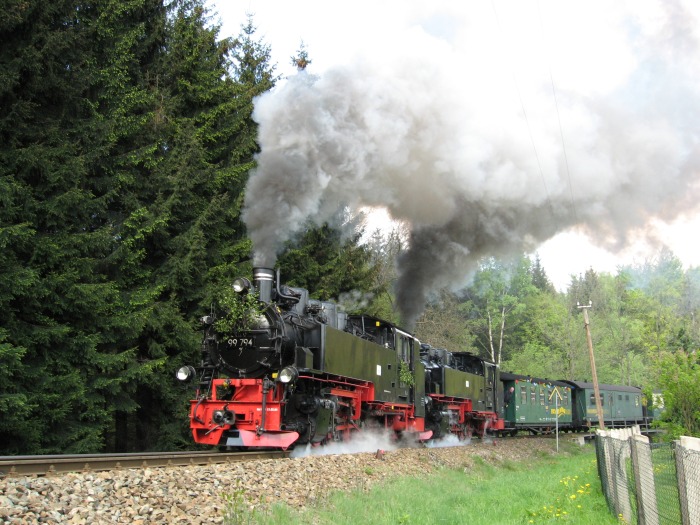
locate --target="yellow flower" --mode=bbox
[569,495,577,499]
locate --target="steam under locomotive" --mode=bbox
[177,267,504,449]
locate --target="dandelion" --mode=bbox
[569,495,577,500]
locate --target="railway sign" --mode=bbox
[549,386,563,402]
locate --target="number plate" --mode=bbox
[227,338,254,348]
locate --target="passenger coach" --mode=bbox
[561,381,648,430]
[499,372,573,435]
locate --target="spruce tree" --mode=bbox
[119,6,279,450]
[0,0,167,453]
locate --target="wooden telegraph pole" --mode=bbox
[578,301,605,430]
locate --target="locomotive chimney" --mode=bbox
[253,267,275,303]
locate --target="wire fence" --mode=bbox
[595,428,700,525]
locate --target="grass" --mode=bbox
[225,442,621,525]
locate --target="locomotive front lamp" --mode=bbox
[232,277,252,294]
[278,366,299,384]
[176,365,196,382]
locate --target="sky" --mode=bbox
[208,0,700,302]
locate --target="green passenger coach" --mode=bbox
[499,372,573,435]
[561,381,648,429]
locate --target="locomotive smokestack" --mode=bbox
[253,267,275,303]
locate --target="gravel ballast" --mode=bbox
[1,437,568,524]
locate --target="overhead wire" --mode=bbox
[536,0,579,226]
[491,0,591,292]
[490,0,555,219]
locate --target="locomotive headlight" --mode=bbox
[176,365,196,382]
[232,277,252,294]
[278,366,298,384]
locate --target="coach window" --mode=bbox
[539,387,545,406]
[530,386,536,404]
[520,385,527,404]
[635,395,639,407]
[589,393,595,406]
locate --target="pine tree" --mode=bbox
[0,0,167,453]
[277,222,377,303]
[116,6,279,450]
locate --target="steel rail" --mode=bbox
[0,450,288,478]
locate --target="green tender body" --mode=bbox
[319,325,426,418]
[442,368,492,412]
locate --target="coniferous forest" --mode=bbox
[1,0,698,455]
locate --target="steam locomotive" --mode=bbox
[177,268,651,449]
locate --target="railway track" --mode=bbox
[0,450,288,478]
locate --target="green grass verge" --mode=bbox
[226,442,622,525]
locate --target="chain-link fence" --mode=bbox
[595,428,700,525]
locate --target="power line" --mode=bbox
[490,0,555,219]
[537,0,580,226]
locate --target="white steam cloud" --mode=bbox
[242,1,700,326]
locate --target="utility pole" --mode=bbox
[578,301,605,430]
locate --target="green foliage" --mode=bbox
[0,0,278,454]
[223,479,269,525]
[215,288,263,334]
[278,222,377,305]
[654,350,700,438]
[399,360,415,387]
[290,41,312,71]
[462,255,538,364]
[414,290,474,352]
